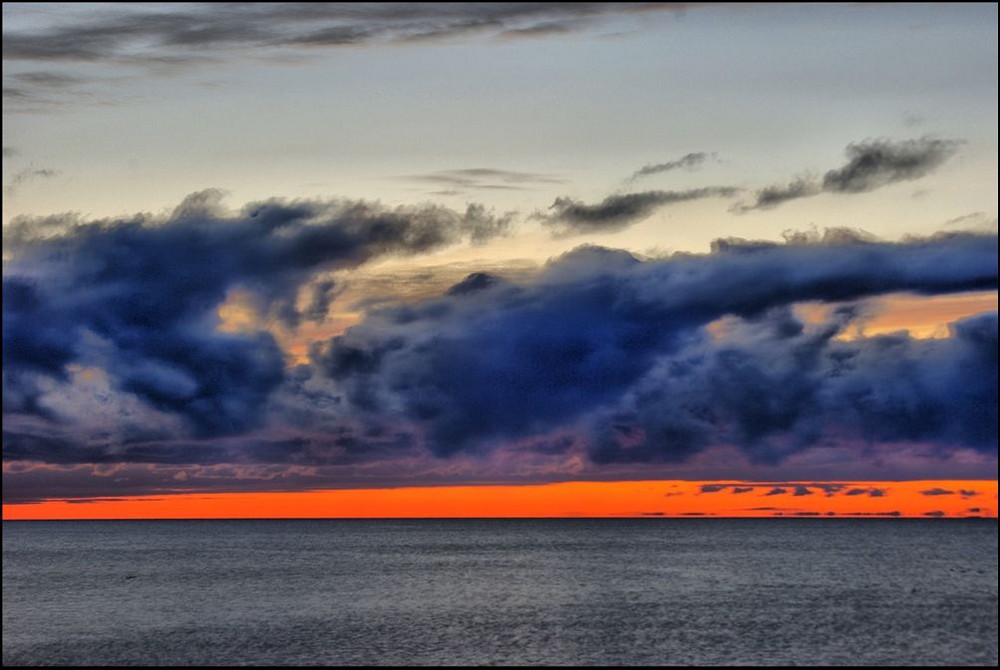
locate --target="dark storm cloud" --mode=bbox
[0,427,413,469]
[306,231,995,463]
[736,138,963,211]
[5,211,998,474]
[629,153,714,181]
[538,187,740,236]
[3,191,511,445]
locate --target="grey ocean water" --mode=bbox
[2,519,997,666]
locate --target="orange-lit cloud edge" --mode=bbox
[3,480,996,520]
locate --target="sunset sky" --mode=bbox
[2,3,997,519]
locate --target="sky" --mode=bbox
[2,3,998,518]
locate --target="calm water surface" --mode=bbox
[3,519,996,666]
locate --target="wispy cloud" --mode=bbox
[629,152,716,181]
[4,166,58,196]
[3,4,697,62]
[734,137,963,212]
[537,187,740,236]
[405,167,564,194]
[2,3,700,106]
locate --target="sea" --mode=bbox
[2,519,996,666]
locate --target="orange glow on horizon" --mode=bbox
[3,480,996,520]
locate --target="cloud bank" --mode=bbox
[4,192,511,438]
[3,190,997,496]
[312,232,996,462]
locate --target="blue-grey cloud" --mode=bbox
[736,137,963,211]
[3,191,512,439]
[4,200,997,476]
[312,233,997,461]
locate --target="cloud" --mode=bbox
[2,3,708,109]
[735,137,963,211]
[845,487,887,497]
[2,145,19,158]
[921,487,955,496]
[736,179,821,211]
[312,232,996,464]
[405,168,563,193]
[822,138,962,193]
[943,212,998,235]
[3,4,696,61]
[3,191,512,443]
[629,153,715,181]
[764,487,789,496]
[537,187,740,236]
[695,482,834,495]
[2,70,93,108]
[4,209,997,475]
[5,166,58,196]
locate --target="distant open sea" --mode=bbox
[2,519,996,666]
